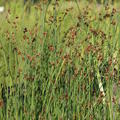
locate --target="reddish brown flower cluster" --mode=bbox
[62,54,71,64]
[90,28,107,39]
[5,30,10,40]
[0,99,4,108]
[112,96,116,104]
[74,68,79,77]
[85,44,94,53]
[48,45,54,52]
[24,74,35,82]
[104,6,117,19]
[111,20,116,25]
[97,53,103,62]
[64,7,73,15]
[97,91,105,104]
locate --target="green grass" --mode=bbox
[0,0,120,119]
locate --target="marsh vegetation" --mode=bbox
[0,0,120,119]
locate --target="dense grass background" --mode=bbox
[0,0,120,119]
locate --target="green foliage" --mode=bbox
[0,0,120,120]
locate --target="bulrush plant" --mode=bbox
[0,0,120,119]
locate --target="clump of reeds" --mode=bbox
[0,0,120,119]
